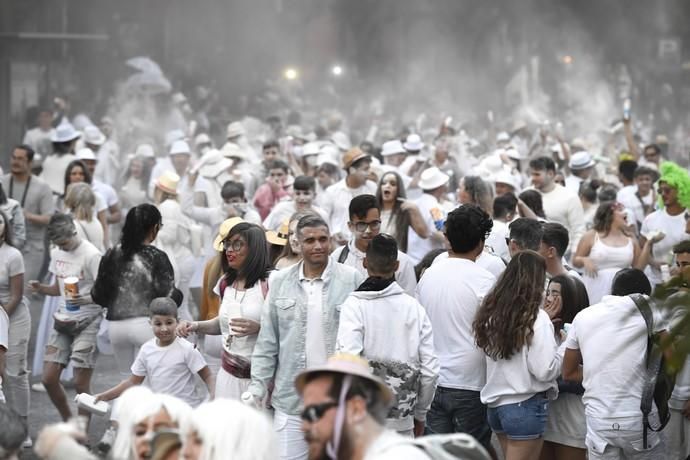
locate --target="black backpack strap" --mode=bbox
[630,293,658,449]
[337,245,350,264]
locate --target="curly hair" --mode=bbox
[659,161,690,209]
[473,250,546,360]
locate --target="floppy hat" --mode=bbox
[403,133,424,151]
[51,123,81,143]
[194,133,212,147]
[154,171,180,195]
[83,125,106,146]
[198,149,233,178]
[294,353,393,405]
[226,121,246,139]
[169,140,191,156]
[381,140,406,157]
[302,142,321,157]
[213,217,244,252]
[75,148,97,161]
[569,151,596,170]
[221,142,247,161]
[135,143,155,159]
[418,167,449,190]
[492,170,520,192]
[342,147,370,169]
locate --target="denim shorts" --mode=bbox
[487,393,549,440]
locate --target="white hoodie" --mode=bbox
[336,281,439,432]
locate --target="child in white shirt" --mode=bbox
[95,297,214,407]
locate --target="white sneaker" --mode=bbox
[23,435,32,448]
[31,382,46,393]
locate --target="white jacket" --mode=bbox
[336,281,439,432]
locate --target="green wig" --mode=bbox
[658,161,690,209]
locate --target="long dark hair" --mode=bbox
[593,201,619,235]
[375,171,411,252]
[124,156,153,191]
[548,275,589,328]
[121,204,161,258]
[519,190,546,218]
[473,250,547,360]
[0,209,14,247]
[63,159,92,195]
[220,223,271,289]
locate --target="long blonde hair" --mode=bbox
[64,183,95,222]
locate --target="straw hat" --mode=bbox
[294,353,393,405]
[154,171,180,195]
[418,167,449,190]
[266,224,288,246]
[342,147,370,169]
[213,217,244,252]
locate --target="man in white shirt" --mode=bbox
[639,161,690,285]
[247,215,363,460]
[485,193,517,261]
[264,176,328,231]
[22,108,55,160]
[416,204,496,453]
[564,151,596,194]
[331,195,417,295]
[319,147,377,244]
[529,156,585,253]
[406,167,448,264]
[617,166,657,229]
[563,269,668,459]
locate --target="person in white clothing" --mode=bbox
[319,147,377,244]
[486,193,517,261]
[406,167,449,264]
[75,147,122,227]
[416,204,496,453]
[565,151,596,194]
[331,195,417,295]
[530,157,585,254]
[617,166,657,229]
[95,298,214,407]
[264,176,328,231]
[639,161,690,285]
[563,269,668,459]
[336,234,439,436]
[473,250,561,460]
[22,108,55,160]
[296,353,431,460]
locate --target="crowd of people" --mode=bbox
[0,89,690,460]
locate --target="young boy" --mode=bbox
[336,234,439,437]
[262,175,329,231]
[95,297,214,407]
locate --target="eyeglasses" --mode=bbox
[658,186,674,195]
[223,240,245,252]
[352,220,381,233]
[300,401,338,423]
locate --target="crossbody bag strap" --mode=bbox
[337,245,350,264]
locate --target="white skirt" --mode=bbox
[216,366,250,400]
[543,392,586,448]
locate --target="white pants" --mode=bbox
[4,302,30,417]
[108,317,153,377]
[274,410,308,460]
[667,408,690,460]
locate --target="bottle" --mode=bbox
[661,264,671,283]
[623,98,631,121]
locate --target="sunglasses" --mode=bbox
[300,401,338,423]
[351,220,381,233]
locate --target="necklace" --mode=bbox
[232,281,247,304]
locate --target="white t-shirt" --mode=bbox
[0,307,7,403]
[416,257,496,390]
[485,219,509,261]
[92,179,119,207]
[564,294,666,420]
[300,262,328,367]
[617,185,653,226]
[640,208,688,284]
[40,154,77,195]
[318,179,377,237]
[214,280,266,357]
[540,184,585,252]
[131,337,207,407]
[263,200,329,231]
[0,243,26,307]
[48,239,102,319]
[407,193,445,264]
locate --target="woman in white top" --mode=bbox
[473,250,561,460]
[0,209,31,441]
[119,155,152,213]
[177,223,271,399]
[573,201,642,304]
[60,160,108,246]
[64,183,105,253]
[375,171,428,253]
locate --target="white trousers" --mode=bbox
[4,302,30,417]
[274,410,308,460]
[108,317,153,378]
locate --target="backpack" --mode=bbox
[405,433,491,460]
[630,293,676,449]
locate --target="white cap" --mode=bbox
[381,140,406,157]
[492,170,520,192]
[169,140,191,156]
[75,148,97,161]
